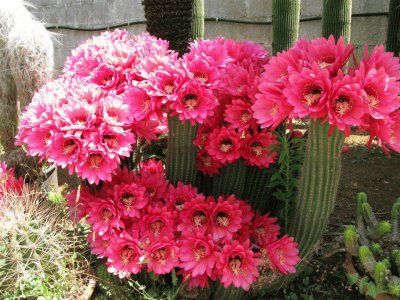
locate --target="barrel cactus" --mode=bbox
[344,193,400,298]
[0,1,53,154]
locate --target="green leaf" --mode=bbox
[171,268,178,287]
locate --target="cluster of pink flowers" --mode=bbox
[253,36,400,152]
[180,38,278,175]
[0,163,24,197]
[68,159,300,291]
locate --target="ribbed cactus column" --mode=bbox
[386,0,400,55]
[322,0,352,43]
[272,0,301,54]
[192,0,204,39]
[288,121,345,256]
[288,0,351,258]
[211,160,248,199]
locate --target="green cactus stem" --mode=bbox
[362,202,378,228]
[192,0,204,40]
[368,221,392,241]
[211,159,248,199]
[370,243,383,257]
[391,199,400,241]
[386,0,400,55]
[272,0,301,55]
[344,225,359,257]
[244,167,273,213]
[288,120,345,257]
[373,262,389,294]
[165,117,198,186]
[391,249,400,275]
[322,0,352,43]
[359,245,377,274]
[356,192,368,236]
[388,276,400,297]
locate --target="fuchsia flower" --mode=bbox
[250,213,281,245]
[241,131,278,168]
[145,237,179,275]
[107,236,143,277]
[113,182,147,218]
[48,133,82,168]
[140,206,175,242]
[196,148,223,176]
[361,44,400,80]
[179,231,219,277]
[210,196,243,241]
[217,239,262,291]
[76,151,119,184]
[224,99,256,132]
[177,198,211,234]
[89,63,121,90]
[184,57,220,86]
[261,235,300,275]
[0,163,24,197]
[87,198,121,236]
[206,127,242,164]
[167,182,203,212]
[123,87,155,122]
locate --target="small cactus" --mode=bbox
[344,193,400,299]
[344,225,359,257]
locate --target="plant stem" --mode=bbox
[288,120,345,257]
[322,0,352,43]
[386,0,400,55]
[272,0,301,55]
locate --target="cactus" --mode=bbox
[368,221,392,241]
[392,199,400,241]
[386,0,400,55]
[373,262,389,293]
[344,225,359,257]
[272,0,301,55]
[0,1,53,153]
[359,246,377,274]
[344,193,400,299]
[322,0,352,44]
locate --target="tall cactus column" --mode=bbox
[143,0,201,186]
[288,0,351,257]
[386,0,400,55]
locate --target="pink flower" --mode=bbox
[241,131,278,169]
[87,198,122,236]
[361,44,400,80]
[234,198,255,224]
[107,236,143,277]
[224,99,257,132]
[135,170,169,204]
[284,65,331,119]
[210,196,243,241]
[0,163,24,197]
[113,182,147,218]
[328,74,365,135]
[166,182,203,212]
[169,81,218,125]
[76,150,119,184]
[177,198,211,234]
[261,235,300,275]
[305,35,354,75]
[123,87,155,122]
[89,63,121,90]
[179,231,219,277]
[48,133,82,168]
[100,94,131,127]
[206,127,242,164]
[193,124,214,147]
[146,67,186,102]
[87,232,111,258]
[145,237,179,275]
[217,239,262,291]
[196,148,223,176]
[184,57,220,86]
[250,213,281,246]
[140,206,175,242]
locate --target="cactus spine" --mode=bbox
[192,0,204,40]
[344,225,359,257]
[272,0,301,55]
[359,245,377,274]
[392,198,400,241]
[386,0,400,55]
[288,0,351,258]
[373,262,389,293]
[368,221,392,241]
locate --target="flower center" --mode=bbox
[121,246,136,265]
[202,156,212,167]
[89,154,103,169]
[229,255,242,275]
[184,93,199,111]
[102,134,119,148]
[150,220,163,237]
[318,55,335,69]
[194,72,208,83]
[101,74,113,85]
[122,192,135,210]
[142,95,151,112]
[164,82,174,94]
[271,104,278,115]
[174,198,185,211]
[240,111,252,124]
[194,245,206,261]
[193,211,207,227]
[250,141,264,157]
[334,94,352,116]
[255,226,265,238]
[304,84,322,107]
[215,211,230,227]
[101,208,113,223]
[364,85,379,109]
[63,139,78,155]
[146,186,156,199]
[152,247,168,265]
[219,139,233,153]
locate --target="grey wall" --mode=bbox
[28,0,390,72]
